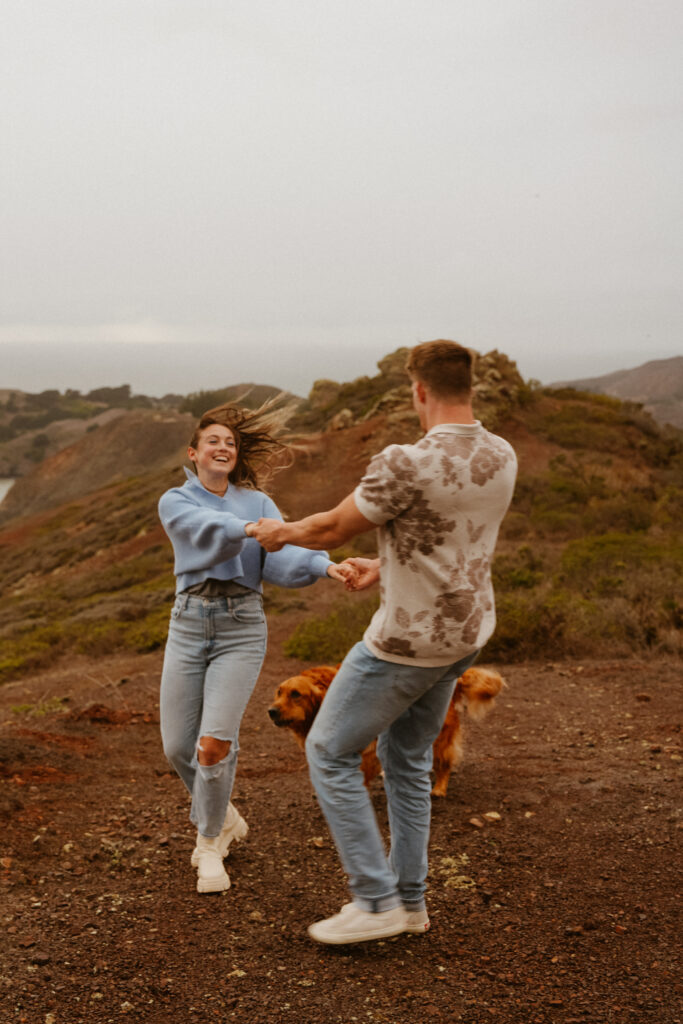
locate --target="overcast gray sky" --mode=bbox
[1,0,681,397]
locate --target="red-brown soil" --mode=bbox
[1,585,681,1024]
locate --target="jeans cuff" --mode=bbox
[353,894,402,914]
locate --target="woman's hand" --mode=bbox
[327,562,359,585]
[338,557,380,591]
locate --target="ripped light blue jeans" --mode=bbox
[160,592,267,837]
[306,641,478,912]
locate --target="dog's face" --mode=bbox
[268,666,338,742]
[455,667,505,720]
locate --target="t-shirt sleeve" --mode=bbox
[354,445,416,525]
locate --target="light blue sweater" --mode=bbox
[158,468,333,594]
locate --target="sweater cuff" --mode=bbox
[222,515,251,542]
[310,553,335,578]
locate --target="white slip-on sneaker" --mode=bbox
[404,908,430,933]
[339,901,430,934]
[191,803,248,867]
[308,904,407,945]
[194,834,230,894]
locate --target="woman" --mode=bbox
[158,400,348,894]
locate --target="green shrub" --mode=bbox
[484,589,572,660]
[559,532,680,584]
[11,696,69,717]
[492,546,545,590]
[499,511,530,540]
[540,413,622,453]
[653,486,683,529]
[0,629,60,682]
[123,604,171,651]
[581,494,653,534]
[529,509,583,538]
[284,596,379,662]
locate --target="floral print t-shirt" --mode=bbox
[354,422,517,667]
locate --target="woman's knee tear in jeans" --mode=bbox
[191,732,240,837]
[197,735,231,766]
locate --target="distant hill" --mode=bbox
[0,381,294,479]
[552,356,683,429]
[178,383,297,418]
[0,409,194,523]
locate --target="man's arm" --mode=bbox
[248,493,376,551]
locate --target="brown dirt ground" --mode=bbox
[1,582,681,1024]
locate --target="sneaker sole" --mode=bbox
[404,920,430,934]
[340,902,430,935]
[307,920,407,945]
[196,872,231,894]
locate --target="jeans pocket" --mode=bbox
[232,598,264,624]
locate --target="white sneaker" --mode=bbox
[191,803,248,868]
[308,904,407,944]
[404,908,430,933]
[194,834,230,894]
[340,901,430,934]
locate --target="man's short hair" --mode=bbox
[405,340,473,399]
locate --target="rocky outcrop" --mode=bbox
[471,350,527,429]
[361,385,414,421]
[292,347,528,434]
[375,348,412,386]
[328,408,354,430]
[308,379,341,411]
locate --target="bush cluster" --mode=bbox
[283,596,379,663]
[0,468,177,684]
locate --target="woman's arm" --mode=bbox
[159,491,249,570]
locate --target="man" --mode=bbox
[249,340,517,944]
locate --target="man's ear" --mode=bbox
[413,380,428,404]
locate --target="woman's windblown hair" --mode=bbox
[190,394,294,490]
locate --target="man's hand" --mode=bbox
[249,494,375,552]
[338,557,380,591]
[249,518,289,551]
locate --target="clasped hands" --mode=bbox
[247,518,379,592]
[327,557,380,591]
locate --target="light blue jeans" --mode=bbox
[160,592,267,837]
[306,641,478,912]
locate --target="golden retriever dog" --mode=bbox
[268,664,504,797]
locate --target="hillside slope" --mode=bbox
[0,381,293,480]
[0,410,193,524]
[554,356,683,429]
[0,349,680,685]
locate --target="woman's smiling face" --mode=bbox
[188,424,238,482]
